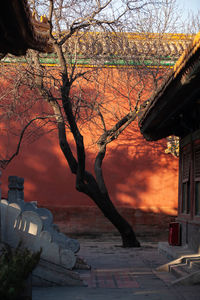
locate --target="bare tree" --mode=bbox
[0,0,187,247]
[182,10,200,35]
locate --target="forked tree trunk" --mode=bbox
[40,46,140,247]
[56,114,140,247]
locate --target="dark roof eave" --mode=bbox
[0,0,52,56]
[139,45,200,140]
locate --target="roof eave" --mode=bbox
[139,41,200,141]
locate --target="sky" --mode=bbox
[177,0,199,18]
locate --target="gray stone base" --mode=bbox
[158,242,195,260]
[33,258,85,287]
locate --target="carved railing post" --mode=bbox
[17,176,24,200]
[1,175,83,280]
[0,170,1,201]
[0,171,1,242]
[8,176,24,202]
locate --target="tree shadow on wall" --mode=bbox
[102,131,178,211]
[1,118,178,219]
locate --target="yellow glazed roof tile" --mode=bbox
[174,31,200,77]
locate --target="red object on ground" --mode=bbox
[168,222,180,246]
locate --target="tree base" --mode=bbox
[121,231,141,248]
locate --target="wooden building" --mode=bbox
[139,31,200,251]
[0,0,52,57]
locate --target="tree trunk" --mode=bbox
[55,111,140,247]
[76,170,140,248]
[50,90,140,247]
[49,48,140,247]
[93,145,140,247]
[86,186,140,247]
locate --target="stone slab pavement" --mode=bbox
[33,236,200,300]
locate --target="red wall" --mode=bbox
[0,66,178,236]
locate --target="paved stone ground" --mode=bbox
[33,236,200,300]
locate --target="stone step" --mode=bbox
[171,270,200,285]
[157,252,200,285]
[157,254,200,271]
[153,269,177,286]
[168,258,200,285]
[190,261,200,270]
[32,258,85,287]
[169,258,200,277]
[156,263,200,286]
[185,258,200,270]
[180,258,200,277]
[169,263,191,278]
[181,256,200,264]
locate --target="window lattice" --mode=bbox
[195,149,200,178]
[182,152,190,181]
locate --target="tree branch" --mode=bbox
[0,117,51,169]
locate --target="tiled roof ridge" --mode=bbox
[61,32,193,59]
[66,31,193,39]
